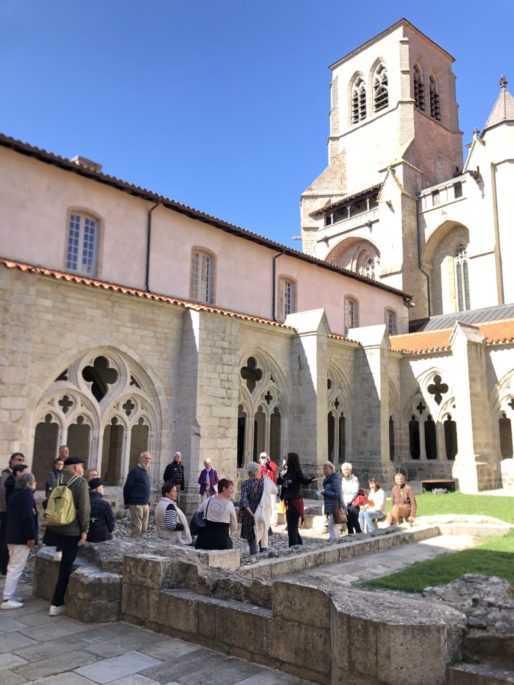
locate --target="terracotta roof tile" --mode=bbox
[391,319,514,354]
[0,258,293,330]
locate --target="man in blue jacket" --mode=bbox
[123,452,151,536]
[1,471,37,610]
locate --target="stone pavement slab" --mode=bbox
[76,651,162,684]
[2,593,316,685]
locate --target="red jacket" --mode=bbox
[259,460,278,482]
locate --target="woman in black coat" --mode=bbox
[87,478,115,543]
[277,452,317,547]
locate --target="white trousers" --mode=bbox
[327,514,340,543]
[3,544,30,600]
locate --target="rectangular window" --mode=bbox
[66,213,98,276]
[190,251,215,304]
[344,298,358,335]
[279,278,296,321]
[385,310,397,335]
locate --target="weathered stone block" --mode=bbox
[151,589,198,634]
[195,549,240,571]
[331,587,466,685]
[123,554,172,589]
[215,601,270,655]
[121,583,157,621]
[272,580,331,629]
[269,617,330,675]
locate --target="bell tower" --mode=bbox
[300,19,463,319]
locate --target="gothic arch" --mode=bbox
[238,349,288,465]
[30,348,162,486]
[327,237,380,276]
[327,363,353,464]
[421,221,470,315]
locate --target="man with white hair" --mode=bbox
[341,462,362,534]
[198,458,218,502]
[123,452,152,536]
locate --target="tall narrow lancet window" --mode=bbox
[499,412,513,458]
[352,77,367,123]
[389,416,395,460]
[413,65,425,110]
[429,75,441,121]
[455,244,470,311]
[424,415,437,459]
[373,64,388,112]
[444,414,458,460]
[409,415,420,460]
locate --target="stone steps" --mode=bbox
[448,662,514,684]
[463,634,514,670]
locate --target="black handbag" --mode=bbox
[189,497,211,535]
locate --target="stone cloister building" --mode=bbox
[1,18,513,502]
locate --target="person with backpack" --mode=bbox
[87,478,115,543]
[45,456,90,617]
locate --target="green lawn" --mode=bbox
[363,529,514,592]
[415,492,514,523]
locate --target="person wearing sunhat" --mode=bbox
[87,478,115,543]
[47,456,90,617]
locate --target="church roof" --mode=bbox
[410,303,514,331]
[0,132,410,302]
[390,317,514,354]
[483,76,514,131]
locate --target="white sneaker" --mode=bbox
[1,599,24,610]
[48,604,65,616]
[53,551,62,562]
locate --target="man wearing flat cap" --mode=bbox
[47,456,90,617]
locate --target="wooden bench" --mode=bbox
[421,479,456,492]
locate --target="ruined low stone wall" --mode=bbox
[121,554,466,685]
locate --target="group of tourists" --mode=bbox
[0,444,417,615]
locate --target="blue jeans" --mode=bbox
[359,509,385,533]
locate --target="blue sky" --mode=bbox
[2,1,513,247]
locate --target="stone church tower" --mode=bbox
[300,19,463,321]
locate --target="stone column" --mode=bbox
[346,325,390,481]
[175,309,240,513]
[450,322,501,492]
[285,309,329,476]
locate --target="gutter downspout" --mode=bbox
[490,162,505,305]
[145,202,161,292]
[272,252,284,321]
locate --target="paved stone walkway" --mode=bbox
[0,584,315,685]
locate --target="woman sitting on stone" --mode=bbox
[358,478,386,533]
[386,473,417,526]
[240,462,264,555]
[155,481,192,545]
[320,461,343,543]
[195,478,238,550]
[87,478,115,543]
